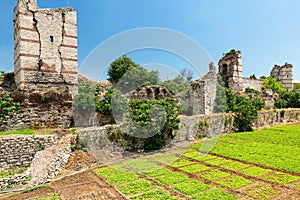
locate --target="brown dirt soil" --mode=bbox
[1,171,128,200]
[62,150,97,174]
[51,171,128,200]
[0,186,55,200]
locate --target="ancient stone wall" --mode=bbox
[240,78,263,92]
[218,50,243,90]
[253,108,300,128]
[174,108,300,143]
[0,135,58,171]
[0,90,73,132]
[173,113,234,143]
[14,0,78,94]
[184,62,217,115]
[271,63,294,91]
[126,86,173,100]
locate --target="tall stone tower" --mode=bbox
[271,63,294,91]
[218,50,243,90]
[14,0,78,92]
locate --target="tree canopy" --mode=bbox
[263,76,286,93]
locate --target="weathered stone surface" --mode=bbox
[0,90,73,132]
[218,50,243,90]
[271,63,294,91]
[14,0,78,94]
[0,135,58,171]
[180,62,217,115]
[29,134,72,185]
[126,85,173,100]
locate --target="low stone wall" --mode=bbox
[77,126,120,151]
[29,135,72,185]
[0,135,58,171]
[253,108,300,128]
[77,108,300,151]
[0,90,73,132]
[173,113,234,143]
[0,170,30,190]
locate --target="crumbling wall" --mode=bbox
[240,78,263,92]
[186,62,217,115]
[271,63,294,91]
[126,86,173,100]
[14,0,78,94]
[0,90,73,131]
[174,108,300,143]
[218,50,243,90]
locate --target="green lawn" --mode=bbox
[212,125,300,173]
[0,129,35,136]
[94,124,300,199]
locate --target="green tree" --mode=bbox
[127,98,180,150]
[293,83,300,90]
[249,74,257,79]
[225,89,263,132]
[263,76,286,93]
[116,65,159,93]
[259,75,267,80]
[95,88,127,116]
[213,74,227,113]
[73,82,96,112]
[107,55,138,84]
[275,91,300,108]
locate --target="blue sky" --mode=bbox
[0,0,299,81]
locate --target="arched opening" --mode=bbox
[222,64,228,74]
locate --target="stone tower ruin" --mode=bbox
[218,50,243,90]
[14,0,78,92]
[271,63,293,91]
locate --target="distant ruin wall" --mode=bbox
[174,108,300,142]
[253,108,300,128]
[240,78,263,92]
[0,91,73,132]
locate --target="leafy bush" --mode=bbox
[73,82,96,112]
[275,91,300,108]
[263,76,286,93]
[245,87,262,95]
[0,91,21,117]
[124,98,180,150]
[108,55,159,92]
[293,83,300,90]
[226,89,261,132]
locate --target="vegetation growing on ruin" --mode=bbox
[263,76,286,93]
[0,91,21,117]
[275,91,300,108]
[226,88,265,132]
[245,87,262,95]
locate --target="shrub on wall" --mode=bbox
[0,91,21,117]
[275,91,300,108]
[226,89,264,132]
[109,98,181,151]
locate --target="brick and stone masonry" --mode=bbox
[14,0,78,94]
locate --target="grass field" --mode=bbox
[212,125,300,173]
[4,124,300,199]
[0,129,56,136]
[93,124,300,199]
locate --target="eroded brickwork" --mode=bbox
[271,63,294,91]
[14,0,78,93]
[218,50,243,90]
